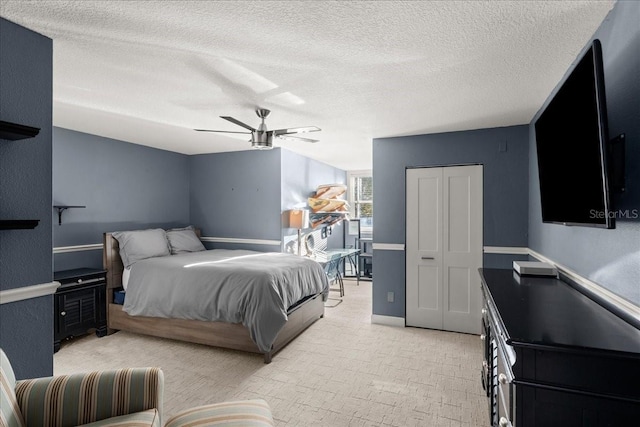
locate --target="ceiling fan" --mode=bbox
[195,108,320,149]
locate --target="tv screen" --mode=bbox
[534,39,613,228]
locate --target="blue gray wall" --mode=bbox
[0,18,53,379]
[53,138,348,266]
[280,149,347,252]
[189,148,347,253]
[53,128,190,271]
[372,125,529,317]
[529,1,640,305]
[189,149,282,252]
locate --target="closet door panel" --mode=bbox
[406,168,443,329]
[443,165,483,334]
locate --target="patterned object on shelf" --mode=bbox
[307,198,349,213]
[308,183,350,228]
[312,183,347,199]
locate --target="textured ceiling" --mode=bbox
[0,1,615,170]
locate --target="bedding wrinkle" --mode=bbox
[122,250,328,352]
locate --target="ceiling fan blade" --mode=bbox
[194,129,251,134]
[220,116,256,131]
[277,135,319,143]
[273,126,321,136]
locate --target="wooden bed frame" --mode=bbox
[102,231,325,363]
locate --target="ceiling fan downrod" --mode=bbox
[256,108,270,132]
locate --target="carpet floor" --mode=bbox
[54,279,487,426]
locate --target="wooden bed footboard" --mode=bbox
[102,231,325,363]
[108,293,324,363]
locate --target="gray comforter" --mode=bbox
[123,250,329,352]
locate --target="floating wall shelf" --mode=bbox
[0,220,40,230]
[0,121,42,229]
[309,211,349,229]
[0,120,40,141]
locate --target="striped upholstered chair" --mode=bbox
[165,400,275,427]
[1,349,274,427]
[1,349,163,427]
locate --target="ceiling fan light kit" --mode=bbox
[195,108,320,150]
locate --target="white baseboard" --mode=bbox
[371,314,405,327]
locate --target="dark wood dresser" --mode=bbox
[479,268,640,427]
[53,268,107,352]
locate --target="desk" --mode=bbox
[315,248,361,286]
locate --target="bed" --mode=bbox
[102,229,328,363]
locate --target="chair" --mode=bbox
[1,348,274,427]
[322,252,344,305]
[1,348,163,427]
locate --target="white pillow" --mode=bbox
[166,226,206,254]
[122,266,131,291]
[112,228,171,268]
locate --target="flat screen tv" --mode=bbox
[534,39,613,229]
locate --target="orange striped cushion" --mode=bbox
[165,399,274,427]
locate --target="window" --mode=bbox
[348,171,373,231]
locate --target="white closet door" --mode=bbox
[406,165,483,334]
[406,167,443,329]
[442,165,483,334]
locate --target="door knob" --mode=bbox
[60,311,66,316]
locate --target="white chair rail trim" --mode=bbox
[200,237,281,245]
[0,281,60,304]
[368,245,638,326]
[371,243,405,251]
[483,246,529,254]
[370,244,529,253]
[52,237,283,253]
[53,243,103,254]
[528,248,640,324]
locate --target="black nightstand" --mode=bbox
[53,268,107,352]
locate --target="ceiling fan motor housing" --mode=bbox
[251,130,273,149]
